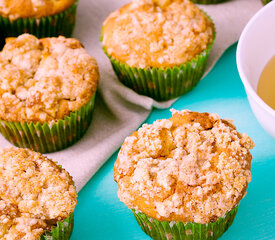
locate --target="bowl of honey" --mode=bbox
[237,1,275,138]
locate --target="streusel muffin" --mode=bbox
[0,33,99,153]
[0,0,77,39]
[0,147,77,240]
[114,109,255,240]
[102,0,215,101]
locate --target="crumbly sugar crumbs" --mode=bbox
[0,33,99,123]
[102,0,214,68]
[114,109,255,224]
[0,147,77,239]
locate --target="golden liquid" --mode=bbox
[257,55,275,110]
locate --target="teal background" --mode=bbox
[71,43,275,240]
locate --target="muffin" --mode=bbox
[0,0,77,40]
[0,33,99,153]
[0,147,77,239]
[102,0,215,101]
[114,109,255,239]
[190,0,227,4]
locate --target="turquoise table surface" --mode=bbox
[71,43,275,240]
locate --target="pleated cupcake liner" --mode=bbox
[103,18,215,101]
[261,0,272,4]
[190,0,227,4]
[41,213,74,240]
[0,0,77,39]
[132,205,238,240]
[0,94,96,153]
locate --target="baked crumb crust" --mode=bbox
[114,110,255,224]
[0,0,75,20]
[0,34,99,123]
[0,147,77,239]
[102,0,214,68]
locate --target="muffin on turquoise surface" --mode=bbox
[102,0,215,101]
[0,33,99,153]
[0,0,77,39]
[114,109,255,240]
[0,147,77,239]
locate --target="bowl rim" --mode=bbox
[236,0,275,118]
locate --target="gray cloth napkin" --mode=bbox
[0,0,262,191]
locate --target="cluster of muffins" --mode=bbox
[0,1,99,239]
[0,0,257,239]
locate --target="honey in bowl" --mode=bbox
[257,55,275,110]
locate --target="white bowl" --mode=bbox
[237,1,275,139]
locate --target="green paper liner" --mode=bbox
[41,213,74,240]
[261,0,272,5]
[103,18,215,101]
[132,205,238,240]
[190,0,227,4]
[0,94,96,153]
[0,1,77,39]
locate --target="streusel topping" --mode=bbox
[114,110,255,224]
[0,34,99,123]
[102,0,214,68]
[0,0,75,20]
[0,147,77,239]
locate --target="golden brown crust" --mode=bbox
[0,33,99,123]
[114,110,255,224]
[0,147,77,239]
[102,0,214,68]
[0,0,75,20]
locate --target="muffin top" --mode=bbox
[0,0,75,20]
[102,0,214,69]
[0,33,99,123]
[114,110,255,224]
[0,147,77,239]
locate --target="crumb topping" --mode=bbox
[0,147,77,239]
[0,34,99,123]
[0,0,75,20]
[114,110,255,223]
[102,0,214,68]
